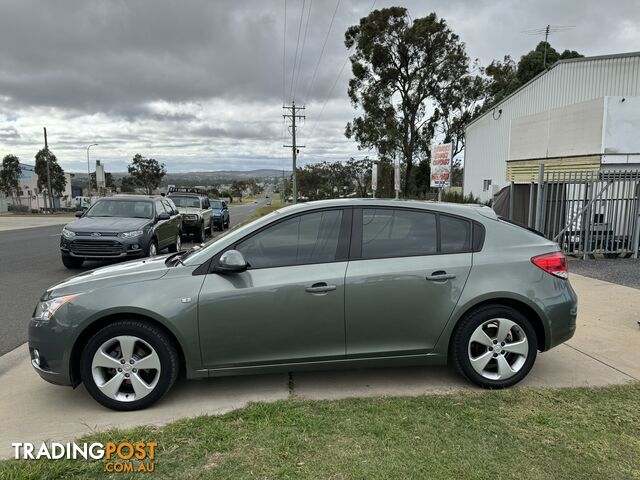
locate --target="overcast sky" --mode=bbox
[0,0,638,173]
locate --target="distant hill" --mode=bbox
[71,169,290,187]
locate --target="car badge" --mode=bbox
[91,232,101,237]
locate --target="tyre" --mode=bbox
[196,222,206,243]
[224,218,229,229]
[207,218,213,233]
[451,304,537,389]
[168,233,181,253]
[79,320,179,411]
[61,254,84,269]
[147,238,158,257]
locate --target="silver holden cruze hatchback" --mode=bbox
[29,199,577,411]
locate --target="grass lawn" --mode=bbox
[2,383,639,479]
[249,198,285,221]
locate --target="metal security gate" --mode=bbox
[503,168,640,258]
[540,169,640,257]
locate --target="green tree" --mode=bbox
[345,8,473,197]
[0,154,22,204]
[483,44,583,109]
[517,41,583,85]
[127,154,166,195]
[34,148,66,208]
[230,180,247,200]
[120,175,138,193]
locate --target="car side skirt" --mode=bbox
[203,353,447,378]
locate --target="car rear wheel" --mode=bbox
[80,320,179,411]
[452,305,537,389]
[61,254,84,269]
[168,233,181,253]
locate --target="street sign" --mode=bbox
[430,143,452,188]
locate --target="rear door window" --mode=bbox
[361,208,437,259]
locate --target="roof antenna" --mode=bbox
[521,24,575,68]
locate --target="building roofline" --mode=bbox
[466,50,640,130]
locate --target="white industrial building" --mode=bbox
[464,52,640,202]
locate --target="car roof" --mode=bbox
[273,198,496,219]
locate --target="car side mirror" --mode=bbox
[214,249,247,274]
[157,212,171,221]
[75,210,83,218]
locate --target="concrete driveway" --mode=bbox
[0,272,638,458]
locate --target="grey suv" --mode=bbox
[60,196,182,268]
[33,199,577,410]
[167,188,213,242]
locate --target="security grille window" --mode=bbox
[361,209,437,258]
[483,179,492,192]
[236,210,343,269]
[440,215,472,253]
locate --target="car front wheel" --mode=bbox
[452,305,537,389]
[79,320,179,411]
[196,222,206,243]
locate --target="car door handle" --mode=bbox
[426,271,457,281]
[305,282,337,294]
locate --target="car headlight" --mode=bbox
[119,230,144,238]
[33,294,79,322]
[62,228,75,239]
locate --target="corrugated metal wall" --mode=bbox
[464,53,640,201]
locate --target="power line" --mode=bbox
[288,0,307,103]
[305,0,377,139]
[302,0,341,105]
[292,0,313,102]
[282,0,287,106]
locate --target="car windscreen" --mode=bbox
[85,200,153,218]
[210,200,223,209]
[170,196,201,208]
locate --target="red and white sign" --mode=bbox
[430,143,452,188]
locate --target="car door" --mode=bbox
[162,198,181,237]
[198,208,351,368]
[153,199,171,249]
[344,207,473,357]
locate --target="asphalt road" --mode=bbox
[0,199,265,356]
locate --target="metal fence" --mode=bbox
[506,168,640,258]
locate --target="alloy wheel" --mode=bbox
[175,235,181,251]
[149,242,157,257]
[91,336,161,402]
[467,318,529,381]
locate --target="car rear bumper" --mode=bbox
[545,280,578,350]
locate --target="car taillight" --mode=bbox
[531,252,568,279]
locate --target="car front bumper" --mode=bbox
[60,235,148,260]
[28,318,74,386]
